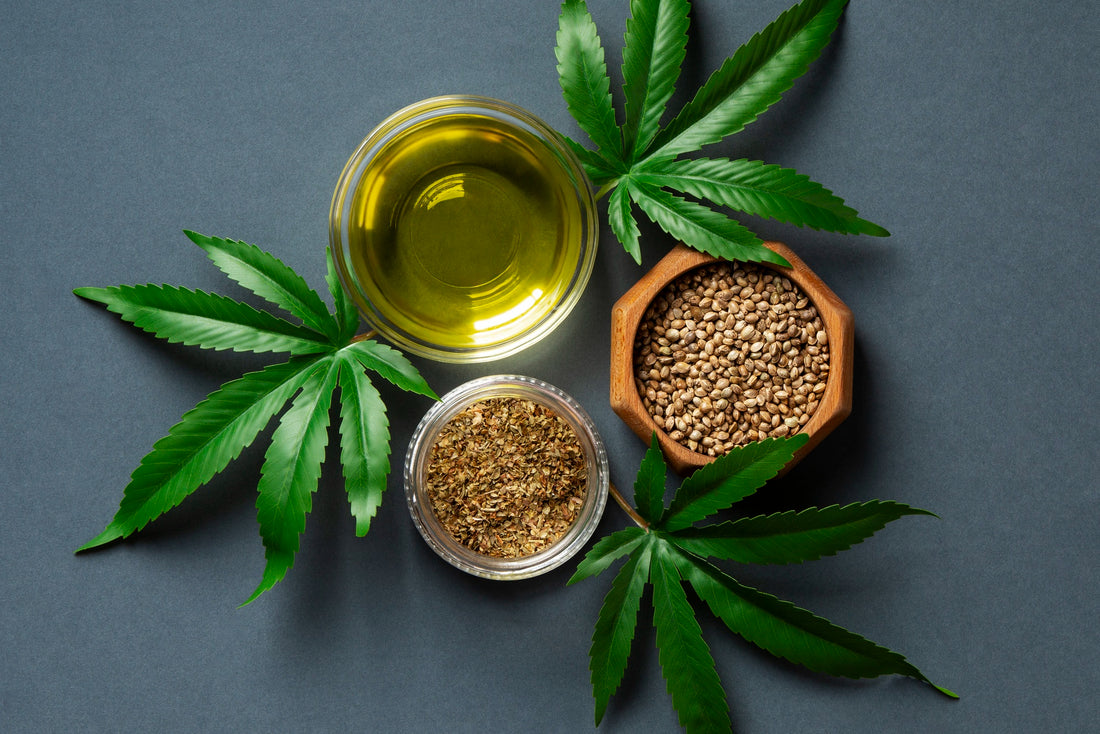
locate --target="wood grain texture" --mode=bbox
[610,242,853,475]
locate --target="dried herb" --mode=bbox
[571,433,957,732]
[426,397,587,557]
[556,0,888,266]
[73,232,437,605]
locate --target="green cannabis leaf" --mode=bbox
[571,433,957,732]
[74,231,438,606]
[556,0,889,266]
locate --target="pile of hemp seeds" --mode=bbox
[633,261,830,457]
[425,397,588,558]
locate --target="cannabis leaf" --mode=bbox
[556,0,889,266]
[74,231,438,605]
[570,433,957,732]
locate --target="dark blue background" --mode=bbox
[2,1,1096,731]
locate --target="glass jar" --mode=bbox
[404,375,609,579]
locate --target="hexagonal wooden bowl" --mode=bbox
[610,241,853,476]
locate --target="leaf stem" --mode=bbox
[594,179,619,202]
[609,482,649,530]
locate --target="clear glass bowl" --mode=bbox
[330,95,598,363]
[404,375,609,580]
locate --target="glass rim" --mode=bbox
[329,95,598,363]
[404,375,609,580]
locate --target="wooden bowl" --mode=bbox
[610,242,853,475]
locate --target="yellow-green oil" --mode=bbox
[346,112,586,352]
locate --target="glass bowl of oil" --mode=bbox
[330,96,598,363]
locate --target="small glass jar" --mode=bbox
[404,375,609,580]
[330,95,598,363]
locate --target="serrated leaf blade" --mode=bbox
[650,0,847,159]
[556,0,624,164]
[244,358,339,605]
[607,182,642,263]
[670,501,936,564]
[633,432,668,523]
[660,434,808,532]
[621,0,691,159]
[325,246,361,343]
[563,135,623,186]
[628,179,791,266]
[76,356,320,552]
[674,550,949,692]
[184,230,339,342]
[635,157,890,236]
[651,543,731,734]
[74,284,333,355]
[569,526,648,585]
[345,339,438,400]
[337,352,390,537]
[589,535,653,725]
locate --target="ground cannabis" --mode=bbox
[425,397,588,557]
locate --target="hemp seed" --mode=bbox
[633,262,831,457]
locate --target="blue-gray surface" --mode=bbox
[2,1,1096,732]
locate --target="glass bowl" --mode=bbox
[404,375,609,580]
[330,95,598,363]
